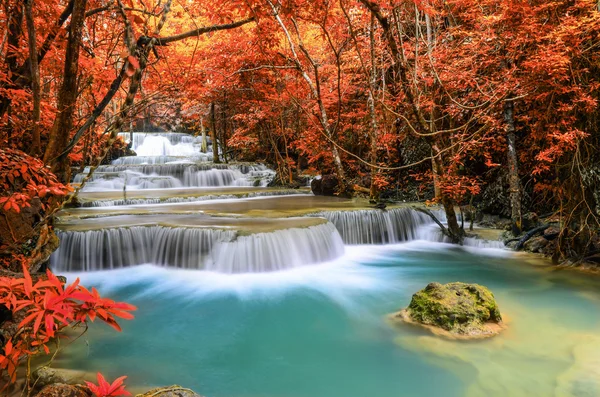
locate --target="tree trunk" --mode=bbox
[368,14,379,202]
[210,102,220,163]
[221,99,229,163]
[504,99,522,236]
[43,0,88,182]
[25,0,41,156]
[432,143,464,244]
[200,117,208,153]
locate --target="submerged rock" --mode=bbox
[393,282,504,339]
[136,386,203,397]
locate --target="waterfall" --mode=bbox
[112,155,212,165]
[208,223,344,273]
[51,223,344,273]
[417,224,505,248]
[73,164,275,190]
[183,168,240,187]
[310,208,433,244]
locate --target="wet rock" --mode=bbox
[137,386,203,397]
[36,384,90,397]
[311,175,339,196]
[543,226,560,240]
[392,282,504,339]
[31,367,88,393]
[524,236,549,253]
[522,212,540,230]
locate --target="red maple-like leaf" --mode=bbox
[85,373,131,397]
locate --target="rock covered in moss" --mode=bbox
[393,282,504,339]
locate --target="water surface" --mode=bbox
[57,242,600,397]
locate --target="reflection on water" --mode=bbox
[56,242,600,397]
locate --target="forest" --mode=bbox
[1,0,600,396]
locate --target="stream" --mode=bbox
[50,132,600,397]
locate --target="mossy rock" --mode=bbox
[393,282,504,339]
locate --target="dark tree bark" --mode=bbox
[25,0,41,156]
[210,102,220,163]
[43,0,88,182]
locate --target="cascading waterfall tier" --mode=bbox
[309,208,433,244]
[118,132,214,157]
[417,224,505,248]
[112,155,212,165]
[73,163,275,190]
[51,222,344,273]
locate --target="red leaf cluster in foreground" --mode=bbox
[0,264,136,388]
[86,373,131,397]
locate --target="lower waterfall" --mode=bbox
[51,223,344,273]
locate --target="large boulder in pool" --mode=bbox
[393,282,504,339]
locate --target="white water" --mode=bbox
[73,157,275,191]
[60,130,504,275]
[311,208,432,244]
[51,222,344,273]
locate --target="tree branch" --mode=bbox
[146,17,255,45]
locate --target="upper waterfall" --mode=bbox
[73,131,276,191]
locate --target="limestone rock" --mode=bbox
[524,236,549,253]
[393,282,504,339]
[136,386,203,397]
[36,384,90,397]
[32,367,88,392]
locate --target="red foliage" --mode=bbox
[0,264,136,387]
[0,148,71,214]
[85,373,131,397]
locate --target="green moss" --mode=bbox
[401,282,503,336]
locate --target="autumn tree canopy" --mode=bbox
[0,0,599,256]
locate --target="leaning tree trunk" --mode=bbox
[504,98,522,236]
[42,0,88,182]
